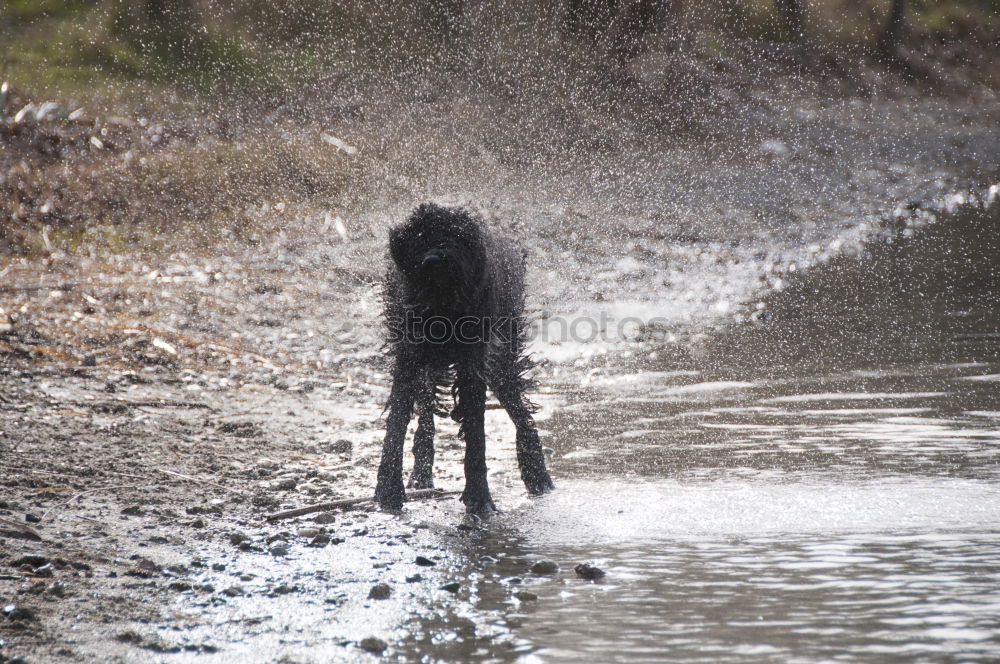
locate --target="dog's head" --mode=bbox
[389,203,488,311]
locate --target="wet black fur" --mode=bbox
[375,203,555,514]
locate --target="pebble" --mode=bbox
[222,586,245,597]
[268,543,290,557]
[31,563,55,578]
[12,555,49,568]
[3,605,36,622]
[326,439,353,455]
[414,556,436,567]
[359,637,387,654]
[530,560,559,575]
[574,563,606,581]
[308,534,330,547]
[368,583,392,600]
[297,527,320,538]
[272,478,297,491]
[46,582,69,598]
[229,532,250,546]
[439,582,461,593]
[514,591,538,601]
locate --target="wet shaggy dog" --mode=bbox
[374,203,555,514]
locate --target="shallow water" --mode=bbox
[400,205,1000,662]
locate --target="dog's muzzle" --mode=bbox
[419,251,450,278]
[421,250,446,267]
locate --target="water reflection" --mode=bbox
[547,366,1000,481]
[471,527,1000,663]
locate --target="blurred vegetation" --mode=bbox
[1,0,342,100]
[1,0,997,257]
[1,0,997,99]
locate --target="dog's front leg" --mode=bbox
[408,404,436,489]
[455,363,496,514]
[375,371,416,510]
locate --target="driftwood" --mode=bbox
[266,488,459,523]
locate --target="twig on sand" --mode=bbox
[0,283,79,294]
[266,488,459,523]
[155,468,239,493]
[69,399,214,411]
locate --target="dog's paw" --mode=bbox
[522,468,555,496]
[461,489,498,516]
[464,498,498,516]
[374,481,406,512]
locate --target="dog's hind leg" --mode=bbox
[454,362,497,514]
[494,383,555,496]
[408,403,436,489]
[375,372,416,510]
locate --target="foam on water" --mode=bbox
[506,478,1000,545]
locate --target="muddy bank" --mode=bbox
[708,198,1000,375]
[0,357,562,662]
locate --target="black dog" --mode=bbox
[374,203,554,514]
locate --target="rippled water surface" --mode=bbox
[403,207,1000,663]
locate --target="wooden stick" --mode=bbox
[265,488,459,523]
